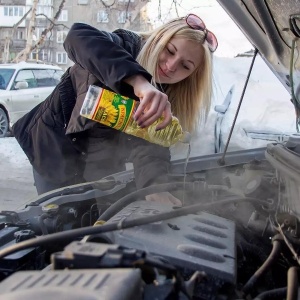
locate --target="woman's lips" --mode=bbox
[158,66,169,78]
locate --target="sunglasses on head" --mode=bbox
[185,13,218,52]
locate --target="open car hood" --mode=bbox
[2,2,300,299]
[217,0,300,102]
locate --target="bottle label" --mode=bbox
[89,88,136,131]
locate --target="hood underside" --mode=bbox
[217,0,300,103]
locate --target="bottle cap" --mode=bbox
[181,131,191,144]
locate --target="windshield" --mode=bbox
[0,68,15,90]
[1,1,300,299]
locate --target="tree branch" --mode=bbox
[35,13,69,29]
[13,0,67,62]
[173,0,179,18]
[13,0,39,62]
[99,0,115,8]
[31,0,67,52]
[2,8,32,63]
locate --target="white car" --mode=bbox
[0,61,64,137]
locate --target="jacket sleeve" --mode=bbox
[129,137,171,189]
[63,23,152,94]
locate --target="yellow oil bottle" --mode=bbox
[80,85,190,147]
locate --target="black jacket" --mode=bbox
[13,23,170,189]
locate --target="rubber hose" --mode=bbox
[242,239,282,295]
[38,213,49,235]
[254,287,287,300]
[287,267,299,300]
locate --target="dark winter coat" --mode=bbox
[12,23,170,190]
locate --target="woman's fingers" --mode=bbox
[128,77,173,129]
[139,103,172,129]
[134,92,160,123]
[134,93,172,129]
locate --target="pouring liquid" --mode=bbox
[182,142,191,206]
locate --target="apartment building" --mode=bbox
[0,0,152,69]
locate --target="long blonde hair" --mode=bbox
[136,18,213,132]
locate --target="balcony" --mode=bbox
[0,38,26,52]
[10,39,26,49]
[0,38,56,53]
[0,0,26,5]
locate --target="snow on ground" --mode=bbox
[0,137,37,210]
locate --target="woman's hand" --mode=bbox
[124,75,172,130]
[145,192,182,206]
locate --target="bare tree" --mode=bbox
[31,0,67,53]
[13,0,66,63]
[122,0,147,30]
[173,0,179,18]
[13,0,39,63]
[2,8,32,63]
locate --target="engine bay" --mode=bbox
[0,136,299,299]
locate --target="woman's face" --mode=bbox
[156,37,203,84]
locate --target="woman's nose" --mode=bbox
[166,58,178,72]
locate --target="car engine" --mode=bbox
[0,136,300,299]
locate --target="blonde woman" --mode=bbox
[136,14,215,133]
[13,14,217,202]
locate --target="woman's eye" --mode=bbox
[183,64,190,70]
[167,48,174,55]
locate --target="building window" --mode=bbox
[3,6,25,17]
[36,49,46,61]
[56,52,68,64]
[34,50,53,63]
[118,11,132,24]
[57,31,68,43]
[16,30,24,40]
[30,50,39,61]
[36,5,53,18]
[97,11,109,23]
[19,7,24,16]
[39,0,53,5]
[58,10,68,22]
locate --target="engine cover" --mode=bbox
[0,269,142,300]
[97,200,236,283]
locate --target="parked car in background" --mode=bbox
[0,61,64,137]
